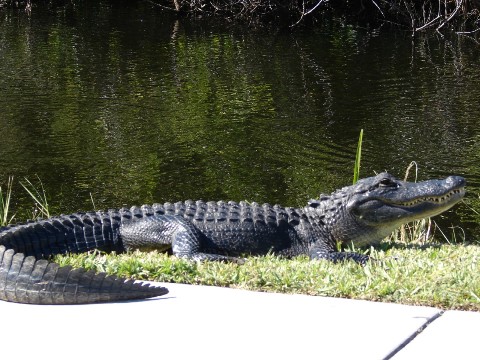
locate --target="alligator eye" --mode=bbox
[379,178,396,187]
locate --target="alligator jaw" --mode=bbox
[395,187,464,206]
[389,186,465,216]
[332,173,466,247]
[354,175,465,225]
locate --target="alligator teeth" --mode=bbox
[400,189,463,207]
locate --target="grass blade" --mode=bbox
[20,175,50,219]
[0,176,15,226]
[353,129,363,184]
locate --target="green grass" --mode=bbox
[53,242,480,311]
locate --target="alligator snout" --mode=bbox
[445,175,466,189]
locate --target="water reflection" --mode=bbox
[0,3,479,238]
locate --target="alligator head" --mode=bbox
[308,172,466,247]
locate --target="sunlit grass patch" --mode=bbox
[55,242,480,311]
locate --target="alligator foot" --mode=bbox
[178,253,246,264]
[310,250,369,265]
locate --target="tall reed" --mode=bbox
[0,176,14,226]
[353,129,363,184]
[20,175,50,219]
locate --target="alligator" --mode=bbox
[0,172,465,305]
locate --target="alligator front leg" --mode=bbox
[172,222,246,263]
[120,216,244,263]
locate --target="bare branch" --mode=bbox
[415,14,441,31]
[370,0,385,17]
[436,0,463,31]
[290,0,326,27]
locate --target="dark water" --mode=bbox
[1,2,479,239]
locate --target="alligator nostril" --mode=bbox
[446,176,466,187]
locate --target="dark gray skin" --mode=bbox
[0,173,465,305]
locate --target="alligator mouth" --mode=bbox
[395,187,465,208]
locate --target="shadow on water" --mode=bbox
[0,2,479,239]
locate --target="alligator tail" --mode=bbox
[0,206,170,304]
[0,245,168,304]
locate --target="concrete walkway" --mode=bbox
[0,282,478,359]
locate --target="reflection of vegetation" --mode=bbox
[0,3,478,236]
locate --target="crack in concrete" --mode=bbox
[383,310,444,360]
